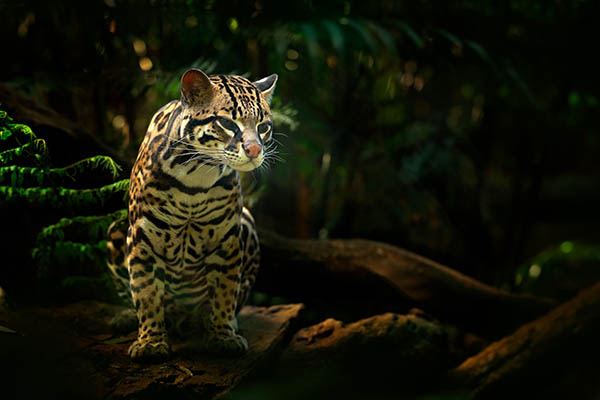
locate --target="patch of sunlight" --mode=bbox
[228,18,239,32]
[528,264,542,278]
[139,57,153,71]
[112,115,126,130]
[560,241,574,254]
[284,61,298,71]
[133,39,146,56]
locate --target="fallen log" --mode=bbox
[448,281,600,399]
[257,229,556,337]
[231,310,485,399]
[283,310,485,369]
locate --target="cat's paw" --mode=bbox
[128,338,171,362]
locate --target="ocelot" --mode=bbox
[106,68,277,361]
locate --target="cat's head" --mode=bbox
[179,68,277,172]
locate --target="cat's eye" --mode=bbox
[216,118,239,135]
[257,122,272,135]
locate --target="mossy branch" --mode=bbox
[0,156,123,187]
[0,179,130,210]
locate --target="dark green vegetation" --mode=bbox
[0,110,127,300]
[1,0,600,399]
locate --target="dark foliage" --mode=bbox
[3,1,599,291]
[1,5,600,399]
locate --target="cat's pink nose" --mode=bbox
[243,141,261,159]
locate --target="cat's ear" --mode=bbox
[181,69,214,106]
[253,74,278,105]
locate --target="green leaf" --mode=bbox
[272,26,290,58]
[35,209,127,245]
[505,65,538,107]
[368,22,397,56]
[300,23,321,60]
[0,179,129,209]
[0,324,18,335]
[437,29,463,48]
[347,19,377,52]
[0,155,123,187]
[322,20,345,54]
[397,22,423,49]
[465,39,495,68]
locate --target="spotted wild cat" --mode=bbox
[106,68,277,361]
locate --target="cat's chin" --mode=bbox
[230,159,261,172]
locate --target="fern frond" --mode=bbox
[0,139,48,167]
[63,155,123,180]
[35,209,128,246]
[0,122,37,143]
[0,178,130,210]
[0,155,123,187]
[33,240,109,279]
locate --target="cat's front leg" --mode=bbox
[201,232,248,355]
[126,222,171,362]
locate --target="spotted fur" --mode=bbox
[106,69,277,361]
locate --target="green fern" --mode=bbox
[35,209,128,246]
[0,139,48,166]
[0,109,131,300]
[0,155,123,187]
[33,240,110,279]
[62,155,123,180]
[0,121,38,147]
[0,179,129,209]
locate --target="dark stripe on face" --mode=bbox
[250,85,263,116]
[182,116,217,138]
[170,153,220,169]
[218,75,239,120]
[163,115,219,164]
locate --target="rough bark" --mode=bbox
[282,310,486,369]
[226,310,485,399]
[448,281,600,399]
[257,228,556,337]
